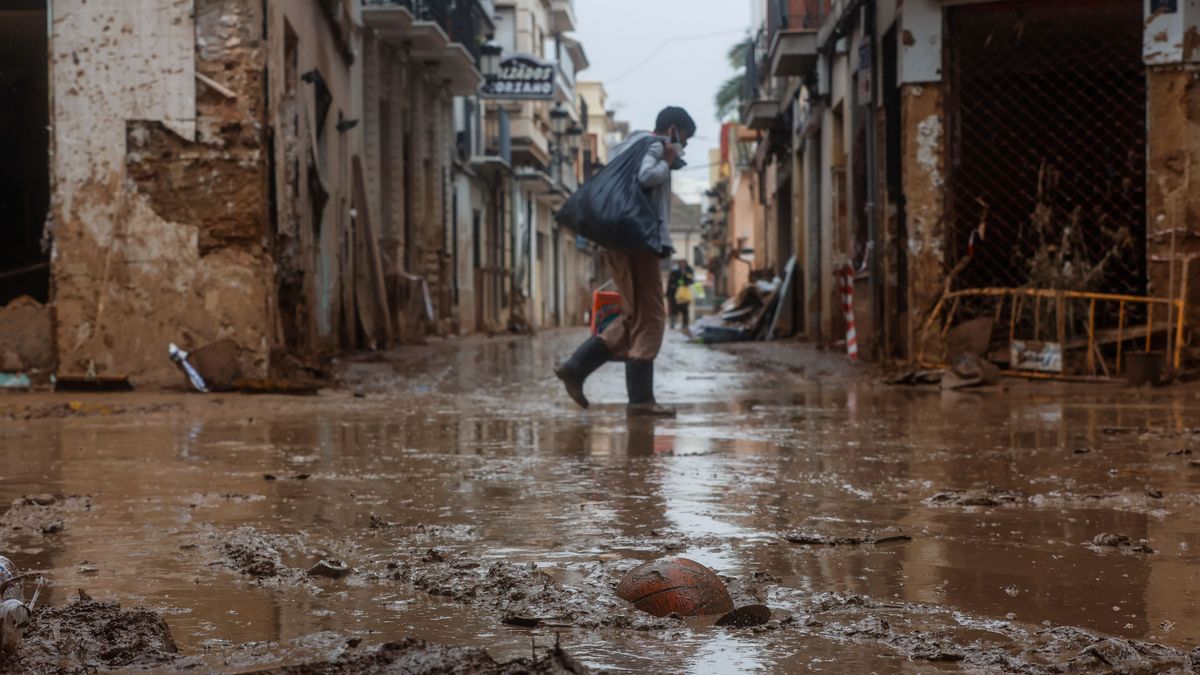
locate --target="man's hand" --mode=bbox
[661,138,678,167]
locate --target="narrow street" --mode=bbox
[1,331,1197,671]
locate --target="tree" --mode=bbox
[714,38,752,122]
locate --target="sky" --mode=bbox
[572,0,752,204]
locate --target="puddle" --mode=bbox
[0,331,1197,670]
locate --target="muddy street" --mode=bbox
[1,330,1200,671]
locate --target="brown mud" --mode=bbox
[14,598,178,673]
[2,330,1200,671]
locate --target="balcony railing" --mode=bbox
[767,0,827,34]
[363,0,487,61]
[743,32,760,102]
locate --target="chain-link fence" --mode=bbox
[937,0,1159,374]
[945,0,1146,299]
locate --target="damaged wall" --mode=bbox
[265,0,363,355]
[360,30,457,339]
[50,0,274,386]
[900,83,945,359]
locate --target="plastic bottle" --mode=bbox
[168,343,208,392]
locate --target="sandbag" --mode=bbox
[555,136,664,254]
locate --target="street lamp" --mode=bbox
[480,38,503,80]
[549,101,569,136]
[565,123,583,166]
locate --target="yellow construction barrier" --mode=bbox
[920,287,1187,379]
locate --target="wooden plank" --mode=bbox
[353,155,394,349]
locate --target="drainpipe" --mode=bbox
[863,0,881,359]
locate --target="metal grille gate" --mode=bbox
[946,0,1147,300]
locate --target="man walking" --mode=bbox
[667,258,695,334]
[554,106,696,417]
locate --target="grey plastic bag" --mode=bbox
[555,136,664,254]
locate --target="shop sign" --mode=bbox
[482,54,556,100]
[1011,340,1063,373]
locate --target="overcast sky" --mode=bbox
[573,0,752,204]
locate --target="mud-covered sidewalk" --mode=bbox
[2,329,1200,672]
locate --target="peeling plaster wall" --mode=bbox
[1146,67,1200,332]
[900,83,945,358]
[50,0,274,386]
[266,0,362,352]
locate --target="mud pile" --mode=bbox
[253,638,589,675]
[793,592,1199,671]
[0,495,91,537]
[389,551,768,630]
[214,526,313,585]
[14,598,179,673]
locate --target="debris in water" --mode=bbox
[1089,533,1154,554]
[941,353,1000,390]
[0,374,31,390]
[785,530,911,546]
[249,637,590,674]
[185,339,243,391]
[0,556,42,654]
[307,560,351,579]
[0,495,90,536]
[168,343,208,392]
[714,604,772,628]
[501,613,572,628]
[926,488,1022,507]
[218,527,305,580]
[368,515,394,529]
[616,557,734,618]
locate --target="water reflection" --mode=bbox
[0,338,1198,670]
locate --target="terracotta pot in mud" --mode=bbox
[616,557,734,617]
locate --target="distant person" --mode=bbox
[554,106,697,417]
[667,258,695,334]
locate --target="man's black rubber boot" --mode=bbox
[554,336,611,409]
[625,359,677,418]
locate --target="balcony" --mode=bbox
[470,108,513,181]
[742,100,781,130]
[766,0,822,77]
[770,31,818,77]
[362,0,485,95]
[510,114,552,168]
[550,0,577,33]
[740,30,782,129]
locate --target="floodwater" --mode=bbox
[2,330,1200,672]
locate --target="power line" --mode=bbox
[606,29,748,84]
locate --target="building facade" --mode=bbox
[0,0,601,387]
[721,0,1197,374]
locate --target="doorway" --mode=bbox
[883,23,907,357]
[946,0,1145,296]
[0,2,50,305]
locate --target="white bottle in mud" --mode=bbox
[168,343,209,393]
